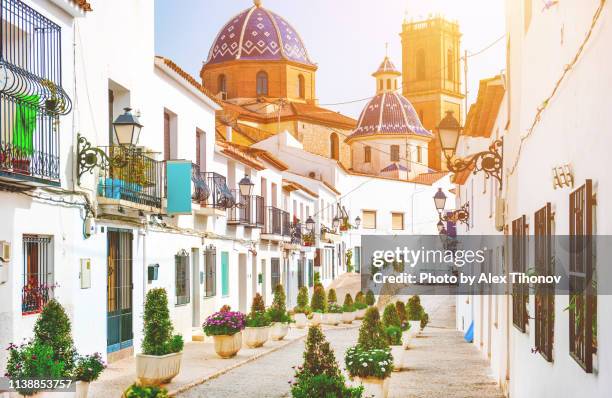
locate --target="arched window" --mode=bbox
[364,146,371,163]
[330,133,339,160]
[447,50,454,81]
[386,79,392,90]
[256,71,268,96]
[218,74,227,94]
[390,145,400,162]
[298,74,305,98]
[394,80,398,90]
[379,79,383,91]
[416,49,426,80]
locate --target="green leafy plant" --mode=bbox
[123,384,169,398]
[327,303,342,314]
[291,326,363,398]
[33,299,76,373]
[420,312,430,330]
[395,301,409,331]
[268,284,292,323]
[246,293,272,327]
[314,272,322,287]
[384,325,403,346]
[365,290,375,306]
[327,288,337,305]
[357,307,389,351]
[311,285,327,313]
[407,295,424,321]
[5,341,66,396]
[346,249,354,273]
[354,291,367,310]
[344,346,393,379]
[74,352,106,382]
[294,287,311,314]
[382,304,401,329]
[342,293,354,312]
[142,288,183,355]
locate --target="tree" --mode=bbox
[33,299,76,372]
[354,291,365,306]
[251,293,266,313]
[382,304,401,329]
[142,288,183,355]
[297,287,309,309]
[311,285,327,313]
[395,301,408,330]
[365,290,375,306]
[407,295,424,321]
[327,288,337,305]
[272,284,287,313]
[357,307,388,351]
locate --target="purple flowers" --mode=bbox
[203,311,246,336]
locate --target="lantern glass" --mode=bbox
[433,188,447,212]
[354,216,361,228]
[305,216,315,232]
[238,174,254,197]
[113,107,143,146]
[332,216,340,230]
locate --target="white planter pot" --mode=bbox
[391,345,404,371]
[243,326,270,348]
[293,313,308,328]
[270,322,289,341]
[355,376,390,398]
[19,392,75,398]
[310,312,323,326]
[355,308,367,319]
[409,320,421,337]
[342,311,356,324]
[135,351,182,385]
[213,332,242,358]
[75,381,90,398]
[402,330,412,349]
[324,313,341,325]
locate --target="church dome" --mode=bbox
[206,1,314,67]
[349,91,432,139]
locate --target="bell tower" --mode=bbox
[401,16,464,171]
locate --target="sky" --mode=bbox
[154,0,506,118]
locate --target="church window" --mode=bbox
[364,146,371,163]
[390,145,400,162]
[256,71,269,96]
[298,74,305,98]
[330,133,339,160]
[386,79,391,90]
[218,74,227,94]
[447,50,454,81]
[417,146,422,163]
[416,49,426,80]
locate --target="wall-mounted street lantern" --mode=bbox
[438,111,503,187]
[354,216,361,228]
[332,216,341,230]
[305,216,315,233]
[77,106,144,183]
[432,188,470,226]
[437,220,444,233]
[238,174,254,197]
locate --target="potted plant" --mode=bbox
[346,249,354,273]
[303,233,315,247]
[203,307,245,358]
[74,353,106,398]
[33,299,77,373]
[354,292,367,319]
[324,289,341,325]
[290,326,363,397]
[407,295,424,337]
[122,384,169,398]
[136,288,184,385]
[345,307,393,398]
[267,284,292,340]
[244,293,271,348]
[293,287,310,328]
[309,285,326,326]
[342,293,356,324]
[382,304,404,371]
[365,289,376,308]
[5,341,66,397]
[395,301,411,348]
[420,312,429,332]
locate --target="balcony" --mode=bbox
[284,222,304,250]
[261,206,290,241]
[227,191,264,228]
[227,190,248,225]
[193,171,235,216]
[97,146,164,210]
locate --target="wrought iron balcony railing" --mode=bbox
[290,222,303,245]
[263,206,290,236]
[227,189,248,225]
[247,195,264,228]
[228,193,265,227]
[97,146,164,208]
[191,164,210,203]
[201,172,235,209]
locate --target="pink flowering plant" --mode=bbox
[74,352,106,382]
[203,310,246,336]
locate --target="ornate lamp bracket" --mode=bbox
[447,139,503,187]
[76,134,128,184]
[439,202,470,226]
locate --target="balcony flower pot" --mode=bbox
[342,311,356,324]
[213,332,242,358]
[309,312,323,326]
[270,322,289,341]
[293,313,308,328]
[135,352,182,386]
[354,377,390,398]
[243,326,270,348]
[390,345,404,371]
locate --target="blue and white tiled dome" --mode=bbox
[206,1,314,66]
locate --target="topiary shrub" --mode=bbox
[142,288,183,356]
[310,285,327,313]
[382,304,401,329]
[294,287,310,314]
[420,312,430,330]
[246,293,271,328]
[291,326,363,398]
[327,288,337,305]
[123,384,169,398]
[365,289,375,306]
[384,325,403,346]
[407,295,424,321]
[268,284,291,323]
[395,301,408,331]
[313,272,322,287]
[342,293,354,312]
[346,249,353,273]
[357,307,388,351]
[33,299,76,373]
[354,291,367,310]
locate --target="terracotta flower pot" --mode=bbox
[342,311,356,324]
[270,322,289,341]
[75,381,90,398]
[391,345,404,371]
[355,376,390,398]
[293,313,308,328]
[243,326,270,348]
[310,312,323,326]
[135,351,182,385]
[213,332,242,358]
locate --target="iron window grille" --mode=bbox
[297,258,304,289]
[534,203,554,361]
[175,250,190,306]
[512,215,528,332]
[270,257,280,290]
[569,179,596,373]
[204,245,216,297]
[22,235,53,315]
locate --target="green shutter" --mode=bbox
[221,251,229,296]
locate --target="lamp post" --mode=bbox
[113,107,143,147]
[438,111,503,187]
[432,187,470,226]
[305,216,315,233]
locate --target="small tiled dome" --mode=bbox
[349,92,432,139]
[206,1,314,66]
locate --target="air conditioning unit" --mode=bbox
[0,241,10,262]
[495,197,505,232]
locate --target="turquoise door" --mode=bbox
[221,252,229,296]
